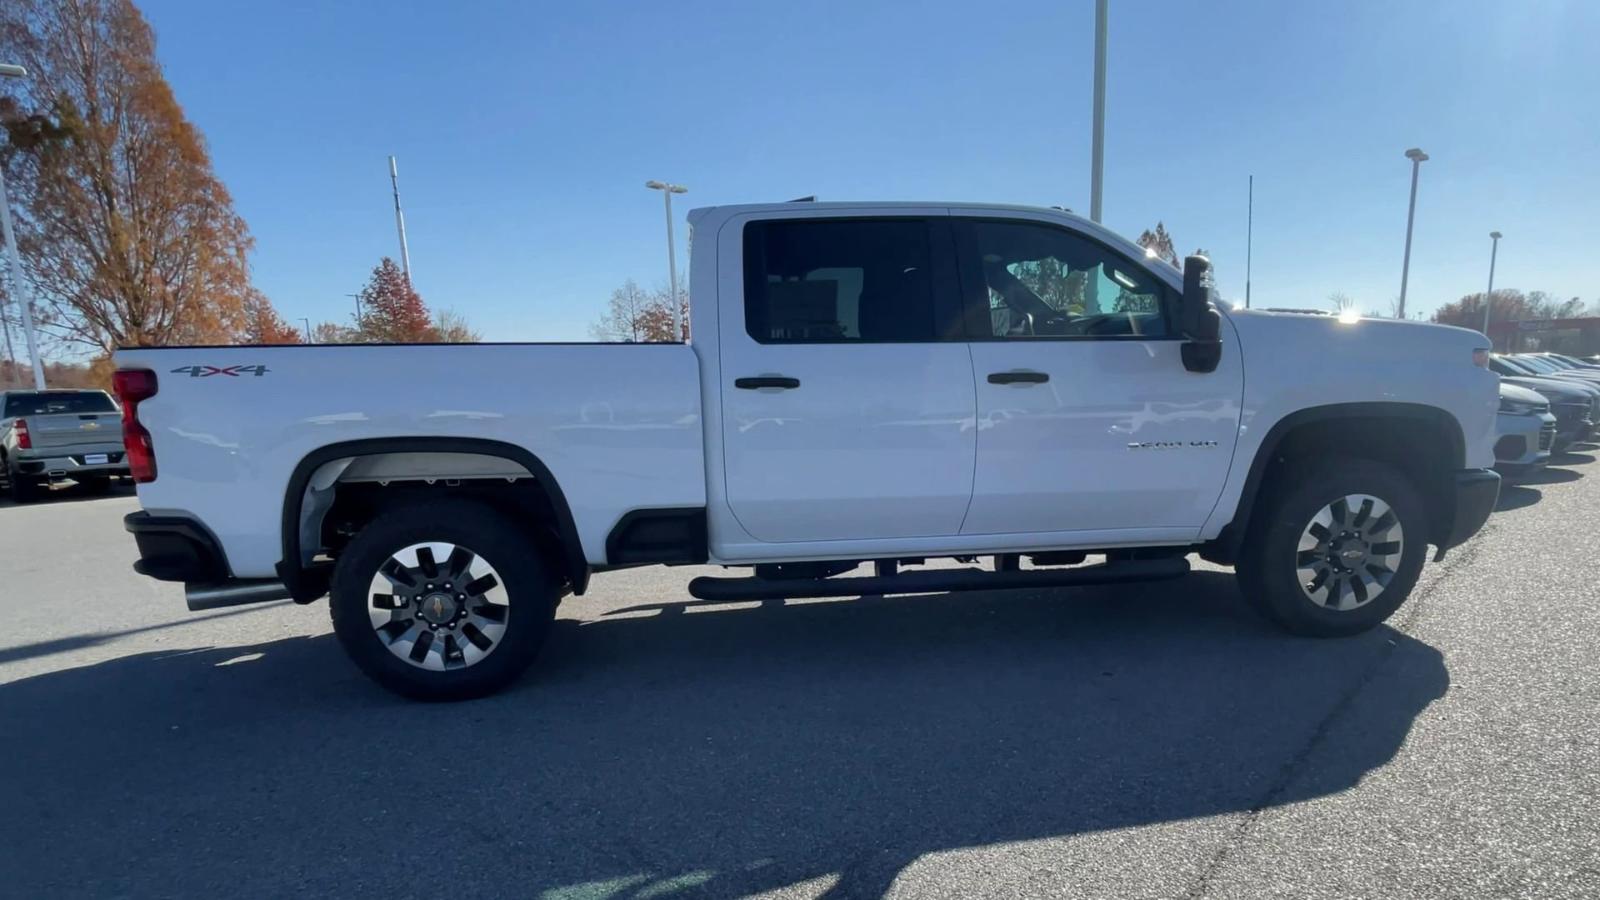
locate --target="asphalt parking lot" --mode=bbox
[3,456,1599,900]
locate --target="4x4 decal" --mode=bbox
[170,365,269,378]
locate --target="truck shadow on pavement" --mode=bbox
[0,571,1447,899]
[1495,484,1543,511]
[1518,465,1582,486]
[0,479,136,509]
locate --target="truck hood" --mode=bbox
[1224,308,1490,364]
[1499,382,1548,406]
[1499,375,1599,401]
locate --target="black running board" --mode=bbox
[687,557,1189,602]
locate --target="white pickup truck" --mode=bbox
[114,202,1501,699]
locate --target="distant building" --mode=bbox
[1485,317,1600,355]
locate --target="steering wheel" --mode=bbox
[1007,311,1035,337]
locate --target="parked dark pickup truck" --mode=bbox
[0,389,129,502]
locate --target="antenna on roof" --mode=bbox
[788,195,816,203]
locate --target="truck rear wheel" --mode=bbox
[328,499,558,700]
[2,463,40,503]
[1236,458,1427,637]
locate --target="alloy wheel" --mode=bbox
[367,541,510,670]
[1294,493,1404,611]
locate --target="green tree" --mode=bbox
[1136,222,1179,267]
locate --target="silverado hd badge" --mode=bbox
[1127,440,1220,449]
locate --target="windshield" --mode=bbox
[1513,356,1560,374]
[1539,355,1576,369]
[1493,356,1534,375]
[2,391,117,417]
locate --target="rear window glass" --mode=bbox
[3,391,117,416]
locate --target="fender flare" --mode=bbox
[1211,402,1466,559]
[276,437,589,599]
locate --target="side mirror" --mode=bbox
[1180,254,1222,373]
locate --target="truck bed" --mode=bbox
[113,343,706,578]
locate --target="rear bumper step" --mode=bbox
[688,557,1190,602]
[125,511,229,582]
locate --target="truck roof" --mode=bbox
[686,200,1172,276]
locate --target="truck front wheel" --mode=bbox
[328,499,558,700]
[1237,458,1428,637]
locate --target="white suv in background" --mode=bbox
[1494,383,1556,478]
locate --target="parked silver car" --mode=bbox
[0,389,129,502]
[1493,383,1557,478]
[1486,359,1599,449]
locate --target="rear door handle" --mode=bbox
[735,376,801,390]
[987,371,1049,385]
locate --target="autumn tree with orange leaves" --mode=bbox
[590,279,687,342]
[356,257,432,342]
[0,0,296,354]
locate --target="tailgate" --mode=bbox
[20,412,121,449]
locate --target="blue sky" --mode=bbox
[139,0,1598,340]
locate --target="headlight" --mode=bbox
[1500,397,1546,415]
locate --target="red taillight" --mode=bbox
[13,417,30,449]
[112,369,159,483]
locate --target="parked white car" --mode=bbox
[114,201,1501,698]
[1493,383,1556,477]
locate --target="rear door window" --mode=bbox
[743,218,951,343]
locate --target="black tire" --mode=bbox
[1236,458,1428,637]
[6,468,41,503]
[329,499,559,700]
[80,475,113,494]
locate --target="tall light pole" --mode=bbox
[388,156,413,280]
[300,317,313,343]
[1089,0,1108,223]
[0,62,46,388]
[1,286,16,385]
[645,180,687,341]
[1245,174,1253,309]
[1396,147,1429,320]
[1481,231,1502,344]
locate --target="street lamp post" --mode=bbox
[0,62,47,388]
[1089,0,1108,223]
[645,180,687,341]
[1396,147,1429,320]
[1481,231,1502,344]
[300,317,313,343]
